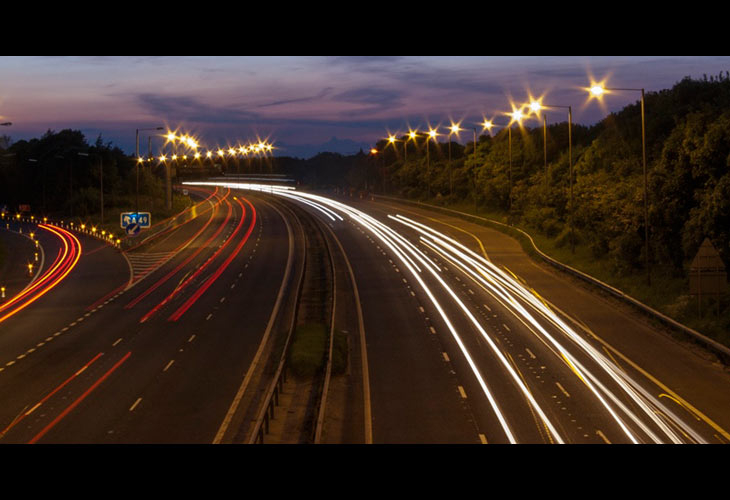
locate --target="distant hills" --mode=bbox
[274,136,372,159]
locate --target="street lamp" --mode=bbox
[528,99,574,253]
[77,152,104,225]
[426,127,439,198]
[135,126,163,213]
[406,129,419,163]
[448,123,463,198]
[588,83,650,285]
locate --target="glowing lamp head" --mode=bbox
[530,101,542,113]
[388,135,396,143]
[450,124,461,135]
[166,132,176,141]
[428,129,437,139]
[409,131,417,140]
[590,85,605,97]
[370,148,378,155]
[510,110,524,123]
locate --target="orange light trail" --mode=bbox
[0,224,82,324]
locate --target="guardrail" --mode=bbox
[372,194,730,363]
[248,200,308,444]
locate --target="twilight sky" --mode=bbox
[2,56,730,158]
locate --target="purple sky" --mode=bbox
[2,56,730,158]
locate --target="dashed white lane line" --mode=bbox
[596,430,611,444]
[206,313,213,321]
[502,324,511,332]
[188,334,196,343]
[113,338,123,347]
[442,352,450,362]
[525,348,536,359]
[129,397,143,411]
[429,326,436,334]
[483,304,491,312]
[163,360,175,372]
[556,382,571,398]
[479,434,488,444]
[458,386,467,399]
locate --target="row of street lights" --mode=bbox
[379,82,650,284]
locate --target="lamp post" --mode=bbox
[135,126,163,214]
[529,100,574,253]
[77,152,104,225]
[426,127,438,198]
[448,123,462,198]
[472,127,479,214]
[589,84,650,285]
[406,129,418,164]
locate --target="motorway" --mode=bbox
[0,187,291,443]
[185,181,730,444]
[2,182,730,444]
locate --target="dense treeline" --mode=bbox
[272,74,730,341]
[3,74,729,285]
[345,74,730,280]
[0,129,180,225]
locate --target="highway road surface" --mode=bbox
[2,181,730,444]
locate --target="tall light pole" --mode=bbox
[529,100,574,253]
[406,129,418,164]
[448,123,462,198]
[472,127,479,214]
[78,152,104,225]
[135,126,163,214]
[427,127,438,198]
[589,84,650,285]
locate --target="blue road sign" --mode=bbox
[121,212,152,229]
[125,222,141,237]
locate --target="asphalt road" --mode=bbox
[0,188,291,443]
[228,186,730,444]
[4,182,730,444]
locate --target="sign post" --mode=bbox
[121,212,151,238]
[689,238,727,317]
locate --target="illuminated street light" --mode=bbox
[135,126,163,214]
[448,123,463,197]
[587,81,651,285]
[426,127,439,198]
[528,98,575,253]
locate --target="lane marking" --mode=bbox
[526,348,536,359]
[596,430,611,444]
[556,382,571,398]
[442,352,450,362]
[129,397,142,412]
[112,338,123,347]
[163,360,175,372]
[28,351,130,444]
[479,434,488,444]
[458,386,467,399]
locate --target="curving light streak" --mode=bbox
[392,214,701,444]
[0,224,81,324]
[181,180,705,444]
